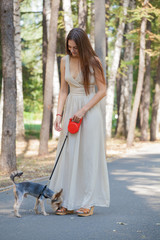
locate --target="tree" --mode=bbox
[116,0,135,138]
[105,0,110,77]
[94,0,106,137]
[0,80,4,144]
[127,0,149,147]
[90,0,95,49]
[156,100,160,139]
[106,0,130,139]
[0,0,17,172]
[95,0,106,75]
[150,55,160,141]
[42,0,54,137]
[140,20,151,140]
[14,0,25,138]
[39,0,60,155]
[78,0,87,31]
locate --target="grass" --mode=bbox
[24,111,42,121]
[25,123,41,139]
[24,111,42,139]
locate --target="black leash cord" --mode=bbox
[49,132,68,180]
[38,132,68,199]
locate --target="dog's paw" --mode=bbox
[34,210,40,215]
[15,214,21,218]
[43,212,49,216]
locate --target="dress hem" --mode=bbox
[62,202,110,211]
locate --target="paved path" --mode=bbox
[0,144,160,240]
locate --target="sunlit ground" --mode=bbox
[111,151,160,211]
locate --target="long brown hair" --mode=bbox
[66,28,105,95]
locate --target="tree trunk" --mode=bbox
[150,56,160,141]
[95,0,106,75]
[106,0,130,139]
[0,0,17,172]
[43,0,60,140]
[140,20,151,141]
[116,0,135,138]
[127,0,149,147]
[14,0,25,139]
[62,0,73,38]
[124,43,134,138]
[78,0,87,31]
[95,0,106,139]
[116,72,121,134]
[156,99,160,139]
[0,80,4,147]
[42,0,51,96]
[52,56,60,139]
[39,0,60,155]
[105,0,110,78]
[90,0,95,49]
[42,0,54,136]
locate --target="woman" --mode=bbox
[49,28,110,217]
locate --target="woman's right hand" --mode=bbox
[54,115,62,132]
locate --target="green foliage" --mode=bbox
[57,6,66,55]
[20,0,43,113]
[71,0,78,27]
[86,0,93,34]
[58,10,65,30]
[128,2,160,57]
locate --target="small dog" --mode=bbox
[10,171,63,218]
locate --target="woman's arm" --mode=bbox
[54,57,68,131]
[72,58,106,122]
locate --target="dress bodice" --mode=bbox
[65,55,95,95]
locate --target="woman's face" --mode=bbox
[68,40,79,57]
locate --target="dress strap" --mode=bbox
[65,55,70,81]
[65,55,70,77]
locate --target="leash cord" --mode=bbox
[49,132,68,180]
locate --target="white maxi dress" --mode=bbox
[49,55,110,210]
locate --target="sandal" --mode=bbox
[56,207,74,215]
[76,206,94,217]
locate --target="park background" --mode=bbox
[0,0,160,187]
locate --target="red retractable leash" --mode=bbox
[38,118,83,198]
[68,118,83,134]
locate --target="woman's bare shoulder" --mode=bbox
[61,55,69,67]
[61,55,69,61]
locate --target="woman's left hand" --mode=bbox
[72,108,86,122]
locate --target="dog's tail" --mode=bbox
[10,171,23,184]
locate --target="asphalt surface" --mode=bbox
[0,144,160,240]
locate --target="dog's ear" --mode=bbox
[55,189,63,198]
[54,189,63,198]
[51,189,63,202]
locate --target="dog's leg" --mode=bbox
[14,195,23,218]
[13,188,18,213]
[39,199,49,216]
[34,198,40,214]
